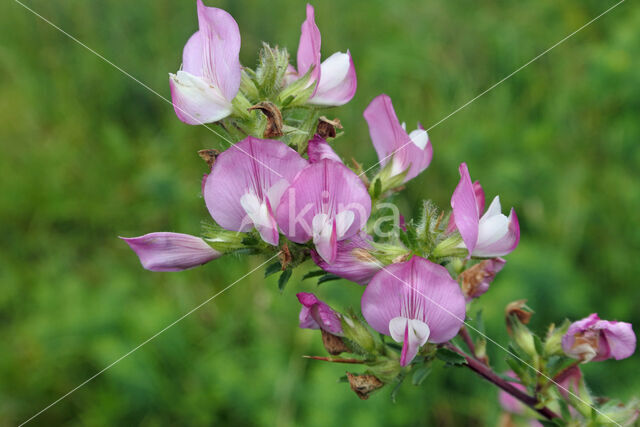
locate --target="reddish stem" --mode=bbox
[444,343,560,420]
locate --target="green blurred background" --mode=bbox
[1,0,639,425]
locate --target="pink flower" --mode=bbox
[361,256,466,366]
[276,159,371,264]
[363,94,433,183]
[204,137,308,246]
[169,0,242,124]
[451,163,519,257]
[307,134,343,164]
[121,232,220,272]
[297,292,342,335]
[310,232,382,285]
[562,313,636,362]
[287,4,357,106]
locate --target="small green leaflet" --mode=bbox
[435,348,467,366]
[264,261,282,278]
[278,268,292,292]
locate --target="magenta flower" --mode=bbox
[459,257,506,301]
[363,94,433,183]
[287,4,357,106]
[297,292,342,335]
[122,232,220,272]
[562,313,636,362]
[276,159,371,264]
[451,163,519,257]
[169,0,242,125]
[204,137,308,246]
[361,256,466,366]
[310,232,382,285]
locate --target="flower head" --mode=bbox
[361,256,466,366]
[562,313,636,362]
[297,292,342,335]
[276,159,371,264]
[204,137,308,246]
[121,232,220,271]
[363,94,433,184]
[287,4,357,106]
[451,163,519,257]
[169,0,242,124]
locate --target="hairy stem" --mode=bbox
[444,343,560,420]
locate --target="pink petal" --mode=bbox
[309,51,357,106]
[599,320,636,360]
[195,0,242,100]
[121,232,220,272]
[451,163,480,256]
[473,180,486,214]
[307,134,343,163]
[296,4,321,88]
[361,256,466,344]
[310,232,381,285]
[204,137,307,244]
[276,159,371,246]
[296,292,342,335]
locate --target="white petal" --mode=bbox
[389,316,409,343]
[477,213,510,248]
[316,52,350,92]
[335,210,355,239]
[169,71,232,124]
[482,195,503,218]
[408,129,429,150]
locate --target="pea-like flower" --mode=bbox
[562,313,636,362]
[297,292,342,335]
[361,256,466,366]
[451,163,519,257]
[286,4,357,106]
[122,232,220,272]
[204,137,308,246]
[169,0,242,124]
[363,94,433,183]
[276,159,371,264]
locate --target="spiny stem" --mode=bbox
[444,343,560,420]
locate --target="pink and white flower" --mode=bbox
[451,163,519,257]
[562,313,636,362]
[204,137,308,246]
[122,232,220,272]
[297,292,342,335]
[169,0,242,124]
[361,256,466,366]
[286,4,357,106]
[276,159,371,264]
[363,94,433,183]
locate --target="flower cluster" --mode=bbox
[123,2,637,423]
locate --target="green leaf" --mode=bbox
[372,178,382,199]
[302,270,326,280]
[505,357,528,381]
[278,268,292,292]
[317,274,341,285]
[390,376,405,403]
[337,375,349,383]
[264,261,282,278]
[411,366,432,386]
[435,348,467,366]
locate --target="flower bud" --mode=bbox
[543,320,570,357]
[505,300,533,334]
[346,373,384,400]
[506,300,536,358]
[341,315,378,354]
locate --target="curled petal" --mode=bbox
[310,232,381,285]
[361,256,466,347]
[195,0,242,100]
[451,162,479,256]
[276,159,371,252]
[121,232,220,272]
[204,137,307,245]
[297,292,342,335]
[562,313,636,362]
[309,51,357,106]
[296,4,321,86]
[307,134,343,163]
[169,71,233,125]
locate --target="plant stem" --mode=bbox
[459,327,478,360]
[444,343,560,420]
